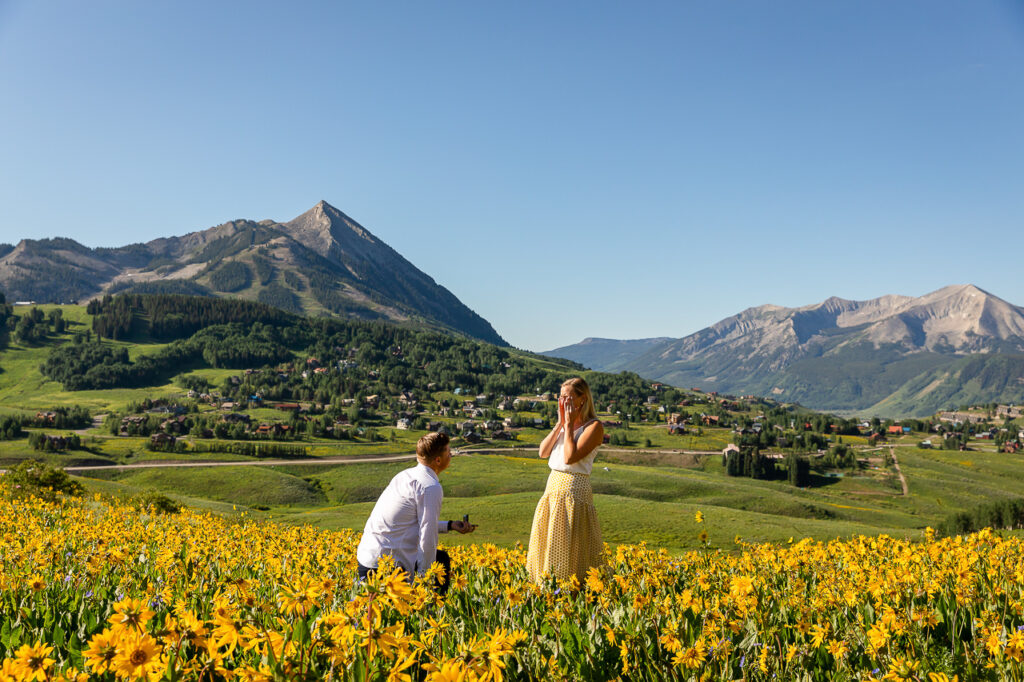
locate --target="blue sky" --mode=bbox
[1,1,1022,351]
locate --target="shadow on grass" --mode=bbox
[804,473,844,488]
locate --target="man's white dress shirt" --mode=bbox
[356,463,449,576]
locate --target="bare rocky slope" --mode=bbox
[544,285,1024,416]
[0,201,506,346]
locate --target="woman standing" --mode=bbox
[526,377,605,585]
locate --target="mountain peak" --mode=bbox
[932,283,991,299]
[282,201,379,259]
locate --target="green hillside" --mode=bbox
[3,294,1023,558]
[866,353,1024,417]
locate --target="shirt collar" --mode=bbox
[416,462,440,483]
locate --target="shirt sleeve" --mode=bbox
[415,484,443,575]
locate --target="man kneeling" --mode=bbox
[356,432,474,594]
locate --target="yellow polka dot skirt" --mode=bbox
[526,470,603,585]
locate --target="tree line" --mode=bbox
[87,293,295,341]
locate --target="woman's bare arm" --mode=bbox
[563,421,604,465]
[538,423,563,459]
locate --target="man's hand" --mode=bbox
[451,520,476,534]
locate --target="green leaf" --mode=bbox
[292,617,310,645]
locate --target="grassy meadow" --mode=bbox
[2,302,1023,558]
[70,441,1024,555]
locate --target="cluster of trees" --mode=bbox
[938,497,1024,536]
[0,292,12,346]
[787,453,811,487]
[251,253,275,285]
[42,323,294,390]
[208,261,252,292]
[724,448,778,480]
[257,283,301,314]
[0,407,90,440]
[0,415,23,440]
[29,405,92,429]
[8,307,65,344]
[607,430,632,446]
[181,441,306,457]
[28,432,83,451]
[735,429,830,453]
[108,278,213,299]
[307,271,380,319]
[88,293,294,340]
[821,444,859,470]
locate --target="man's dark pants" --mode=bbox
[357,549,451,596]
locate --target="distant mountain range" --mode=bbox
[544,285,1024,417]
[0,201,506,346]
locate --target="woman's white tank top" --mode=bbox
[548,419,600,475]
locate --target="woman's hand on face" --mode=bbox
[557,396,567,425]
[563,397,575,425]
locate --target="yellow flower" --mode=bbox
[276,580,319,617]
[985,630,1002,656]
[729,575,753,597]
[423,658,466,682]
[672,640,706,670]
[14,641,54,682]
[0,658,21,682]
[694,511,704,523]
[585,567,604,593]
[83,628,119,674]
[867,622,889,651]
[109,597,154,633]
[826,638,849,659]
[113,633,163,681]
[26,575,46,592]
[809,622,830,648]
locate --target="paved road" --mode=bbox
[460,447,722,456]
[1,453,420,475]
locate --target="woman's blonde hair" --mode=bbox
[562,377,597,423]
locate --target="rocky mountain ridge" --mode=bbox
[544,285,1024,416]
[0,201,506,346]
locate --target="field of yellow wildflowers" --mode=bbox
[1,483,1023,681]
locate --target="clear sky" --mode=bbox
[2,1,1022,351]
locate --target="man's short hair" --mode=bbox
[417,432,450,461]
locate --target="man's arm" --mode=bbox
[415,484,444,575]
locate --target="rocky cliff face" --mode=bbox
[0,201,506,346]
[545,286,1024,416]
